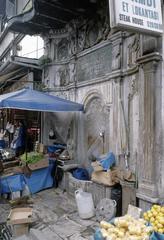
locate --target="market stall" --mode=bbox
[0,88,83,197]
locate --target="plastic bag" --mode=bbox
[94,229,104,240]
[72,168,89,180]
[150,232,164,240]
[99,152,116,170]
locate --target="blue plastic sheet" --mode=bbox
[150,232,164,240]
[47,144,66,153]
[99,152,116,170]
[94,229,104,240]
[0,162,55,194]
[72,168,89,180]
[24,163,54,194]
[0,174,25,193]
[0,88,84,112]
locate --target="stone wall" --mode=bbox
[42,2,163,209]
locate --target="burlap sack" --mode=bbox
[91,170,117,186]
[91,161,103,172]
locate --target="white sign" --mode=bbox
[109,0,163,34]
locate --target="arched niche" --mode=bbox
[83,92,110,161]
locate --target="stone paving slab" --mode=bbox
[49,217,86,239]
[1,188,98,240]
[30,228,62,240]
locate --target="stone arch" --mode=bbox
[83,90,105,111]
[83,90,110,161]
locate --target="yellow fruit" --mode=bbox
[152,211,158,217]
[158,228,163,234]
[150,217,155,223]
[154,226,158,232]
[156,206,161,212]
[155,220,159,226]
[158,223,163,228]
[153,205,159,209]
[148,213,153,218]
[158,217,164,225]
[161,207,164,213]
[159,212,163,217]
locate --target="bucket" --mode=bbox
[75,189,95,219]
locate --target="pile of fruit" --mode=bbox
[143,205,164,234]
[99,215,153,240]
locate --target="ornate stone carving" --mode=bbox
[128,34,140,68]
[67,20,78,56]
[57,38,69,60]
[77,22,87,52]
[55,65,70,86]
[69,62,76,83]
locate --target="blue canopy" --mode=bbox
[0,88,84,112]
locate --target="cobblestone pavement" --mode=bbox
[0,188,99,239]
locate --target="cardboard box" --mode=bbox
[28,158,49,171]
[7,207,33,237]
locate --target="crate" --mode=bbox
[7,208,33,237]
[28,159,49,171]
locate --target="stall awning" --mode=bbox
[0,88,84,112]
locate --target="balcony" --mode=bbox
[7,0,97,35]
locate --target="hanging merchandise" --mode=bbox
[49,128,55,139]
[6,122,14,134]
[9,124,14,134]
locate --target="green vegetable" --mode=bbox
[21,152,44,164]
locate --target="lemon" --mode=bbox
[148,213,153,218]
[155,220,159,226]
[158,217,164,225]
[159,212,163,217]
[152,211,158,217]
[157,223,163,229]
[154,226,158,232]
[158,228,163,234]
[150,217,155,223]
[153,205,159,209]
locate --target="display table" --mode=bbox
[0,161,56,195]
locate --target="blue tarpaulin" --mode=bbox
[0,163,55,194]
[0,88,84,112]
[0,174,25,193]
[24,163,54,194]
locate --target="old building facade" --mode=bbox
[0,0,163,210]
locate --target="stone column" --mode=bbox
[137,53,162,210]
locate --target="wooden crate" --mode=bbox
[28,159,49,171]
[7,207,33,237]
